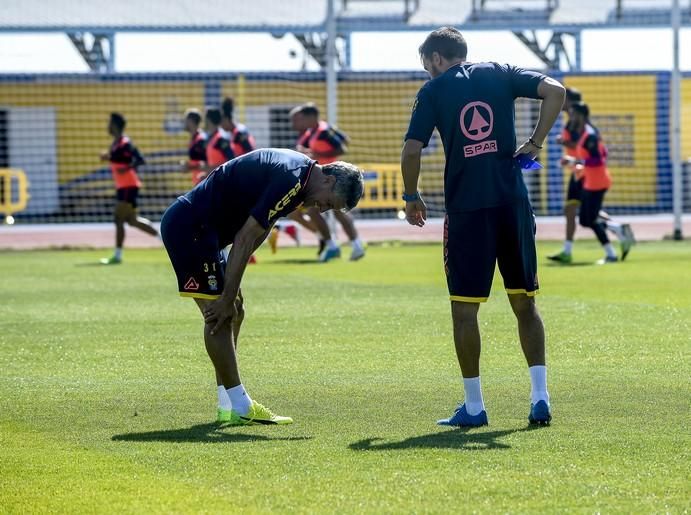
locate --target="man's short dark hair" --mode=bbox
[184,108,202,125]
[419,27,468,61]
[290,102,320,118]
[205,107,222,125]
[571,101,589,119]
[221,97,234,120]
[566,88,582,103]
[321,161,364,212]
[110,112,126,130]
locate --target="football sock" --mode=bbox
[326,239,338,250]
[604,243,617,258]
[217,385,232,410]
[529,365,550,405]
[563,240,573,254]
[351,238,364,250]
[114,247,123,260]
[462,376,485,416]
[227,384,252,415]
[605,220,624,239]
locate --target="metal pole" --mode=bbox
[325,0,338,238]
[573,31,582,72]
[325,0,338,126]
[671,0,683,239]
[106,33,115,72]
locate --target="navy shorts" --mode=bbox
[444,198,539,302]
[565,174,583,206]
[116,187,139,208]
[160,199,225,299]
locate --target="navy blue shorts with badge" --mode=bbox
[444,197,538,302]
[160,199,225,300]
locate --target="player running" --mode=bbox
[220,97,257,157]
[99,113,159,265]
[289,103,366,262]
[549,90,634,263]
[181,108,208,186]
[561,102,633,264]
[160,148,364,425]
[402,27,565,427]
[204,107,235,175]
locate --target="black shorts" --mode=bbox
[444,198,538,302]
[116,187,139,208]
[160,199,225,300]
[579,188,607,227]
[565,174,583,206]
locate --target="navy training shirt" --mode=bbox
[405,62,546,212]
[180,148,315,247]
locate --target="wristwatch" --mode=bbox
[402,191,420,202]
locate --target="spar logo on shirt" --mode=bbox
[460,101,497,158]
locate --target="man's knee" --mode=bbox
[234,291,245,322]
[509,294,538,318]
[451,300,480,323]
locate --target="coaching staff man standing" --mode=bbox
[401,27,565,427]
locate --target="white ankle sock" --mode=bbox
[226,384,252,415]
[563,240,573,254]
[462,376,485,416]
[326,239,338,250]
[114,247,123,260]
[217,385,232,410]
[351,238,363,250]
[529,365,550,405]
[604,243,617,258]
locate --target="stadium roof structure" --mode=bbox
[2,0,690,71]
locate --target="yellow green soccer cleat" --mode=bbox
[100,255,122,265]
[235,401,293,425]
[217,407,245,426]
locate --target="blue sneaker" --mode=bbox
[318,246,341,263]
[437,403,488,427]
[528,400,552,425]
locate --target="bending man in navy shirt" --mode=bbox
[401,27,565,427]
[160,149,364,425]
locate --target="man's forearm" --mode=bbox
[220,232,262,303]
[401,151,422,195]
[532,80,566,145]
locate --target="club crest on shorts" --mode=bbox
[184,277,199,291]
[207,275,218,291]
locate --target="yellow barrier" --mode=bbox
[0,168,30,219]
[357,163,404,210]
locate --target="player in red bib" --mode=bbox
[204,107,235,173]
[289,103,365,262]
[560,103,634,264]
[99,113,159,265]
[220,97,257,158]
[548,90,634,263]
[181,108,208,186]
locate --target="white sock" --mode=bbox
[529,365,550,405]
[326,239,338,250]
[351,238,363,251]
[604,243,617,258]
[114,247,123,260]
[226,384,252,415]
[605,221,624,239]
[462,376,485,416]
[563,240,573,254]
[217,385,232,410]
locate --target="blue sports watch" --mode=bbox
[402,191,420,202]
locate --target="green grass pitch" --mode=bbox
[1,241,689,513]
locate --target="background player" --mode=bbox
[561,102,633,264]
[181,108,207,186]
[549,89,634,263]
[402,27,565,427]
[290,103,366,262]
[99,112,158,265]
[159,148,364,424]
[220,97,257,157]
[204,107,235,175]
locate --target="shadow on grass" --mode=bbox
[543,261,594,267]
[74,261,111,267]
[349,425,542,452]
[264,258,321,265]
[112,422,312,444]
